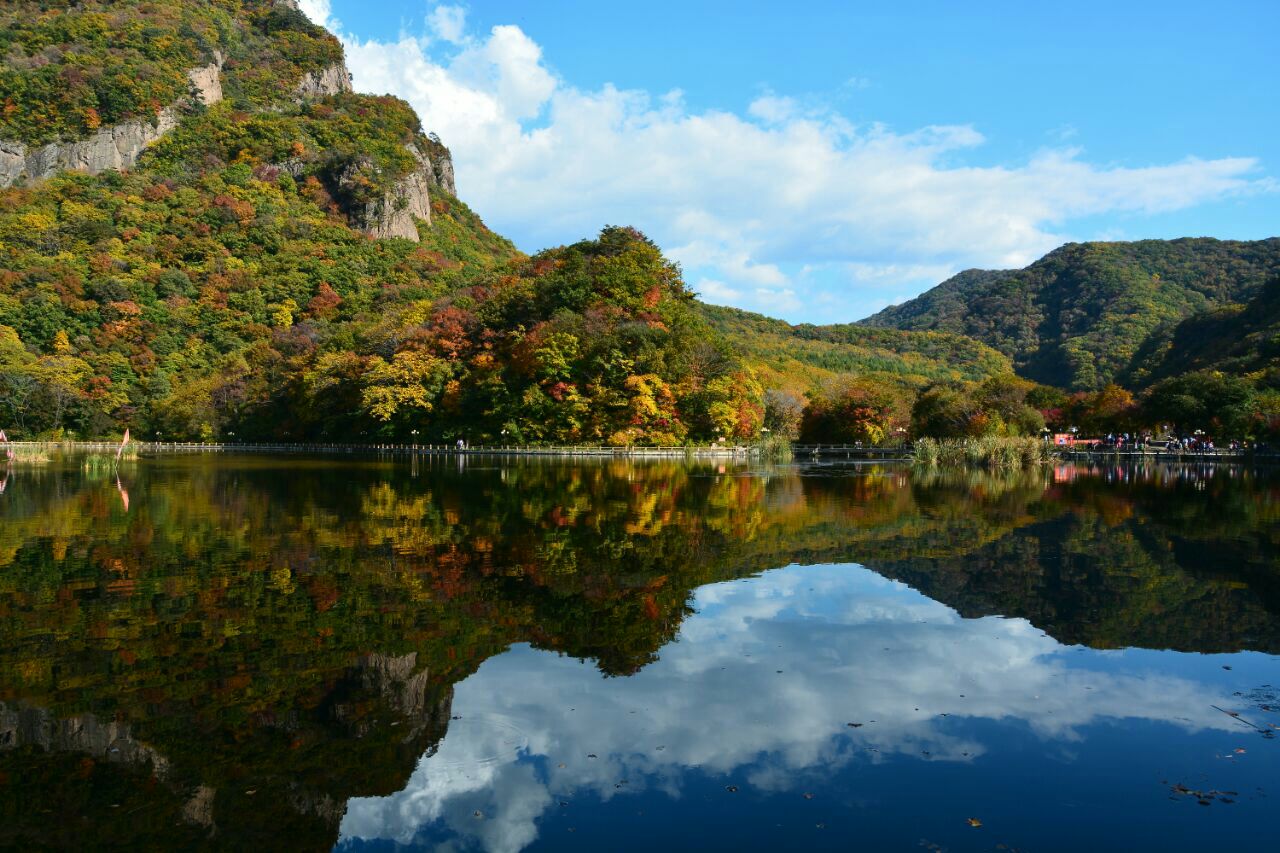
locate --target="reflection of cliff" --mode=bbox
[0,459,1278,846]
[0,650,452,851]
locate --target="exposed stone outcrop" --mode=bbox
[294,61,353,100]
[188,54,225,106]
[430,148,457,197]
[182,785,217,830]
[0,60,223,188]
[340,142,456,242]
[356,652,437,719]
[0,701,170,778]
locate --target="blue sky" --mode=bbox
[301,1,1278,322]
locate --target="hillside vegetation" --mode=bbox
[0,1,775,445]
[0,0,343,147]
[863,238,1280,390]
[2,1,1276,447]
[699,303,1012,393]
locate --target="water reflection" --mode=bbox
[340,565,1253,852]
[0,457,1277,849]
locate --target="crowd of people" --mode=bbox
[1080,433,1261,453]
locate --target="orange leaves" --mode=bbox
[306,282,342,320]
[211,193,256,225]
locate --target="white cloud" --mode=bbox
[326,15,1271,321]
[693,279,743,305]
[339,564,1238,852]
[297,0,334,29]
[426,4,468,45]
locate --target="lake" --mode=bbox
[1,455,1277,851]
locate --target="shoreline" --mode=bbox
[5,440,764,459]
[5,441,1275,465]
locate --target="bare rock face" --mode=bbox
[188,54,225,106]
[0,60,224,188]
[342,143,456,242]
[358,652,436,718]
[182,785,218,830]
[294,61,354,100]
[431,150,457,197]
[0,701,171,779]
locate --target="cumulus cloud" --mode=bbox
[310,9,1271,321]
[426,4,469,45]
[297,0,334,30]
[339,564,1236,852]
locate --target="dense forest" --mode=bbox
[0,1,763,445]
[863,239,1280,390]
[0,1,1278,446]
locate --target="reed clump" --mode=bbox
[911,436,1054,469]
[754,434,794,462]
[81,452,137,475]
[7,445,51,465]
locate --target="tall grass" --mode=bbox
[6,445,51,465]
[82,452,137,476]
[754,434,794,462]
[911,436,1054,470]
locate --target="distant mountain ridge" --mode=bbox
[862,238,1280,390]
[699,303,1012,392]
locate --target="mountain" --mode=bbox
[862,238,1280,390]
[0,1,786,445]
[1128,276,1280,386]
[699,303,1012,393]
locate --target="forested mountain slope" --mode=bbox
[862,238,1280,390]
[699,303,1012,393]
[0,1,771,444]
[1128,276,1280,385]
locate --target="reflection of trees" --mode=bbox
[0,459,1278,847]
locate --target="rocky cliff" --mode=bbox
[342,142,457,242]
[295,61,355,100]
[0,60,224,188]
[0,701,171,779]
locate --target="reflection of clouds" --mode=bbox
[340,564,1235,852]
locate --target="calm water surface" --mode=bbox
[1,456,1277,851]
